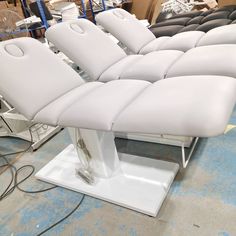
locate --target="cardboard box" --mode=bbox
[0,1,9,10]
[7,4,24,18]
[147,0,163,24]
[130,0,154,19]
[218,0,236,7]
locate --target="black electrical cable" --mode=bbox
[15,165,57,194]
[0,157,17,200]
[0,124,85,235]
[36,194,85,236]
[0,124,58,200]
[0,123,34,200]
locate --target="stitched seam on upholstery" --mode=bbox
[56,83,104,123]
[195,33,205,47]
[119,56,146,79]
[32,82,84,120]
[99,55,141,80]
[95,49,127,80]
[165,51,186,78]
[111,83,152,130]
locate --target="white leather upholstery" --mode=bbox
[58,80,150,131]
[167,45,236,79]
[1,38,236,138]
[35,82,103,125]
[197,24,236,47]
[113,76,236,137]
[0,37,84,120]
[96,9,236,54]
[45,19,236,84]
[120,51,184,82]
[46,19,126,81]
[46,20,184,83]
[140,32,204,55]
[100,51,183,82]
[139,37,170,55]
[99,55,142,82]
[95,8,156,54]
[159,31,205,52]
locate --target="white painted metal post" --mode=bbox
[68,128,121,178]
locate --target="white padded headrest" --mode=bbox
[46,19,126,81]
[96,8,156,54]
[0,37,84,120]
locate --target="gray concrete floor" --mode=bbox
[0,122,236,236]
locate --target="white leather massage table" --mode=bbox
[45,19,236,83]
[45,18,236,153]
[96,8,236,54]
[0,37,236,216]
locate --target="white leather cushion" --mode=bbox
[0,37,84,120]
[46,19,126,81]
[99,55,142,82]
[58,80,150,130]
[121,50,184,82]
[139,37,170,55]
[113,76,236,137]
[34,82,103,125]
[96,8,155,54]
[159,31,205,52]
[167,45,236,78]
[197,24,236,47]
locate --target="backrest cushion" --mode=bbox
[0,37,84,120]
[46,19,126,80]
[96,8,156,53]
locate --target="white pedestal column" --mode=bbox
[36,129,179,217]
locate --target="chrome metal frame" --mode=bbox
[181,137,199,168]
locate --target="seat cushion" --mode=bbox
[34,82,103,125]
[99,55,142,82]
[120,50,184,82]
[139,36,170,54]
[159,31,205,52]
[58,80,150,131]
[113,76,236,137]
[167,45,236,78]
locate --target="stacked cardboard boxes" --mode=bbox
[0,0,24,18]
[128,0,163,24]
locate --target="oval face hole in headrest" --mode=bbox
[113,10,125,19]
[70,23,84,34]
[4,44,24,57]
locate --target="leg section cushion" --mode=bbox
[112,76,236,137]
[197,24,236,47]
[167,45,236,78]
[57,80,150,131]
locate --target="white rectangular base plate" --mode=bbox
[36,144,179,217]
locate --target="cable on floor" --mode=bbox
[0,124,85,235]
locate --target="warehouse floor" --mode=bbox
[0,107,236,236]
